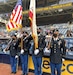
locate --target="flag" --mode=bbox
[6,0,22,32]
[29,0,38,49]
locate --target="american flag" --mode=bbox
[29,0,38,49]
[6,0,22,32]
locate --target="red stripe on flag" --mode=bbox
[12,6,18,21]
[10,22,15,28]
[20,15,22,19]
[15,6,18,11]
[7,25,10,29]
[29,11,33,27]
[15,6,22,23]
[11,11,15,20]
[29,11,33,20]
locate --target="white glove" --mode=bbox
[44,48,50,53]
[3,49,7,53]
[62,58,65,61]
[17,33,23,38]
[34,49,39,55]
[21,49,24,54]
[15,55,18,59]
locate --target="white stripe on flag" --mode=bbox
[11,10,15,19]
[13,22,17,28]
[19,19,22,25]
[13,5,21,22]
[17,10,22,24]
[9,21,13,28]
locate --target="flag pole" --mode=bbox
[20,29,23,50]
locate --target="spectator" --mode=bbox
[66,30,72,37]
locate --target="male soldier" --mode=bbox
[49,29,66,75]
[18,31,30,75]
[31,28,46,75]
[3,34,19,74]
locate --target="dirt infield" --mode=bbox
[0,63,34,75]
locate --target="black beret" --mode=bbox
[24,31,28,35]
[53,29,59,33]
[11,34,16,37]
